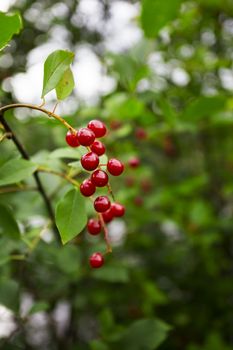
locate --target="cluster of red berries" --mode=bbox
[66,120,125,269]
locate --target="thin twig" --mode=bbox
[0,112,60,242]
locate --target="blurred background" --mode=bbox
[0,0,233,349]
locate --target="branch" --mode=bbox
[0,112,60,243]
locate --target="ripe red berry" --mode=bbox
[102,207,114,223]
[128,157,140,168]
[77,127,95,146]
[90,140,106,156]
[111,203,125,217]
[81,152,99,171]
[94,196,111,212]
[107,158,124,176]
[91,170,108,187]
[89,252,104,268]
[88,120,106,138]
[87,218,102,235]
[65,130,80,147]
[80,179,96,197]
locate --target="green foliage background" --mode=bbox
[0,0,233,349]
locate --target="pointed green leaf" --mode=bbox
[56,67,75,100]
[141,0,183,38]
[28,301,49,315]
[0,12,23,50]
[0,279,19,311]
[0,204,20,240]
[41,50,74,98]
[116,318,171,350]
[0,159,37,186]
[55,188,87,244]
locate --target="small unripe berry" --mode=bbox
[91,170,108,187]
[65,130,80,147]
[81,152,99,171]
[128,157,140,168]
[111,203,125,217]
[88,120,107,138]
[94,196,111,212]
[90,140,106,156]
[87,218,102,235]
[77,127,95,146]
[107,158,124,176]
[89,252,104,268]
[80,179,96,197]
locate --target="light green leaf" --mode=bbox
[49,147,83,159]
[141,0,183,38]
[28,301,49,315]
[0,159,37,186]
[116,318,171,350]
[0,12,23,50]
[56,67,75,100]
[55,188,87,244]
[42,50,74,97]
[0,204,20,240]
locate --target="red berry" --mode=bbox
[135,127,147,140]
[89,252,104,268]
[102,207,114,223]
[90,140,106,156]
[80,179,96,197]
[94,196,111,212]
[91,170,108,187]
[77,127,95,146]
[65,130,80,147]
[134,196,143,206]
[81,152,99,171]
[128,157,140,168]
[87,218,102,235]
[111,203,125,217]
[88,120,106,138]
[107,158,124,176]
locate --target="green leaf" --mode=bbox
[41,50,74,98]
[0,12,23,50]
[56,67,75,100]
[28,301,49,315]
[0,159,37,186]
[183,96,226,121]
[90,340,109,350]
[55,188,87,244]
[93,265,129,283]
[0,279,19,311]
[0,204,20,240]
[49,147,84,159]
[116,318,171,350]
[141,0,183,38]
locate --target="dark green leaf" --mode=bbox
[0,204,20,240]
[0,12,23,50]
[0,159,37,186]
[0,279,19,311]
[55,188,87,244]
[116,318,171,350]
[42,50,74,97]
[56,67,75,100]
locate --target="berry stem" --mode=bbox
[38,167,80,188]
[98,213,112,253]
